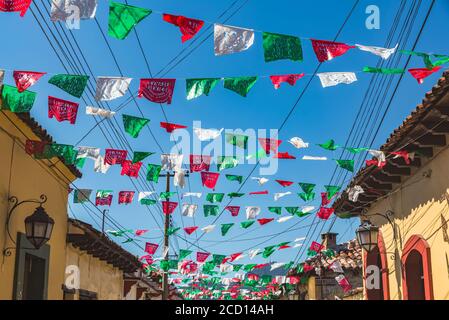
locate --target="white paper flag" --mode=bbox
[277,216,294,223]
[86,106,116,118]
[301,206,316,214]
[174,170,186,188]
[51,0,98,22]
[246,206,261,219]
[302,156,328,161]
[317,72,357,88]
[270,262,286,271]
[220,264,233,273]
[201,225,216,233]
[249,249,260,259]
[293,243,303,248]
[0,70,4,87]
[77,146,100,160]
[251,177,269,185]
[161,154,184,171]
[295,237,306,242]
[193,127,223,141]
[288,137,309,149]
[94,156,110,174]
[182,204,198,217]
[368,149,386,165]
[214,24,255,56]
[274,191,291,201]
[182,192,202,199]
[356,43,398,60]
[274,276,286,284]
[329,261,344,273]
[95,76,132,101]
[138,191,155,202]
[347,185,364,202]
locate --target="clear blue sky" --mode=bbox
[1,0,448,275]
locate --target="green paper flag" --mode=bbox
[261,275,273,284]
[244,264,257,272]
[123,114,150,138]
[225,174,243,184]
[133,151,154,163]
[263,32,303,62]
[246,149,268,161]
[286,207,300,215]
[186,78,220,100]
[179,249,192,260]
[35,144,77,165]
[160,192,176,200]
[212,254,226,265]
[262,246,276,258]
[204,205,219,217]
[146,164,162,182]
[298,183,316,194]
[48,74,89,98]
[108,229,132,237]
[108,2,151,40]
[240,220,255,229]
[221,223,234,236]
[318,139,339,151]
[225,133,249,149]
[268,207,282,215]
[75,157,86,169]
[206,193,224,203]
[233,264,243,272]
[335,159,354,172]
[141,199,157,205]
[167,227,180,236]
[299,192,315,202]
[73,189,91,203]
[168,260,179,270]
[1,85,36,113]
[362,66,405,74]
[325,185,341,199]
[228,192,245,198]
[345,147,368,154]
[400,50,449,69]
[223,77,258,97]
[122,238,134,244]
[160,260,170,271]
[217,156,239,171]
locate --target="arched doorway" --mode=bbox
[366,246,384,300]
[401,235,433,300]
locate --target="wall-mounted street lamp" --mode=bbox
[3,194,54,256]
[356,210,395,253]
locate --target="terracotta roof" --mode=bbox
[334,69,449,216]
[15,112,82,178]
[67,218,140,273]
[291,240,363,277]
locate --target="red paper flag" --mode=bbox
[311,39,355,62]
[275,180,294,187]
[408,66,441,84]
[48,96,79,124]
[138,78,176,104]
[317,207,334,220]
[225,206,240,217]
[254,263,268,270]
[201,171,220,189]
[303,264,313,272]
[336,275,352,293]
[321,192,331,207]
[95,195,112,206]
[184,226,198,235]
[391,151,411,165]
[120,160,142,178]
[190,154,211,172]
[366,159,386,168]
[279,245,291,250]
[258,138,282,155]
[160,122,187,133]
[230,252,242,262]
[247,273,259,281]
[310,241,324,252]
[288,276,300,285]
[274,152,296,159]
[162,13,204,43]
[118,191,135,204]
[269,74,304,89]
[257,218,274,226]
[104,149,128,165]
[250,190,269,195]
[145,242,159,255]
[135,229,148,236]
[196,252,210,263]
[0,0,32,16]
[25,139,48,156]
[162,201,178,215]
[13,70,46,92]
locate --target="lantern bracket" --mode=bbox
[3,194,48,256]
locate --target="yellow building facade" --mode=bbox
[334,70,449,300]
[0,110,81,300]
